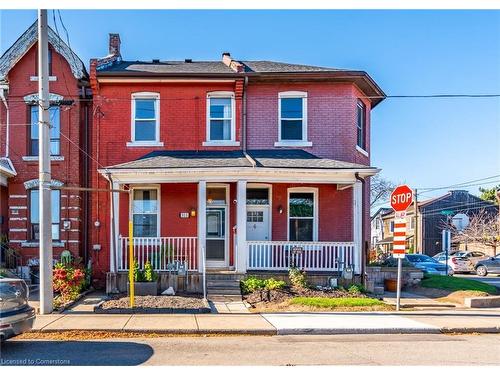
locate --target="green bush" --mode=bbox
[347,283,366,294]
[133,260,158,282]
[264,278,286,291]
[289,267,308,289]
[241,276,266,294]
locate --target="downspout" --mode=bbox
[82,89,89,266]
[0,86,9,157]
[355,172,366,284]
[104,172,117,274]
[242,76,248,152]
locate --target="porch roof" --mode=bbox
[105,149,374,171]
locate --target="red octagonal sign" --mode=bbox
[390,185,414,212]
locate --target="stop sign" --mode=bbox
[390,185,414,212]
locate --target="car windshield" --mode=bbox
[406,254,438,263]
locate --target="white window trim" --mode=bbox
[129,92,163,147]
[22,156,65,162]
[276,91,310,147]
[356,100,367,152]
[129,185,161,238]
[205,91,237,145]
[287,187,318,242]
[356,145,369,157]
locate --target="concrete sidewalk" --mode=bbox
[30,309,500,335]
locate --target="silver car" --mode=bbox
[0,277,36,341]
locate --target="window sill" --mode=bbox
[274,141,312,147]
[356,145,369,157]
[202,141,241,147]
[30,76,57,81]
[21,241,65,248]
[22,156,64,162]
[126,141,164,147]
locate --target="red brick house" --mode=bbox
[89,34,385,292]
[0,22,90,274]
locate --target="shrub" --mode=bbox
[347,283,366,295]
[133,260,158,282]
[240,276,266,294]
[289,267,308,289]
[264,278,286,291]
[53,262,86,306]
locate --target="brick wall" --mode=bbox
[0,43,86,262]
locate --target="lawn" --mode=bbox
[290,296,384,308]
[420,275,498,295]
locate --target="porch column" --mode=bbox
[109,181,120,273]
[353,181,363,274]
[236,180,247,273]
[197,180,206,272]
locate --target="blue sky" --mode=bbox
[1,10,499,204]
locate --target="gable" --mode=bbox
[0,21,87,81]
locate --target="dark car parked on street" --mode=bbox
[474,255,500,276]
[0,276,36,341]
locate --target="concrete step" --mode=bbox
[207,289,242,295]
[207,281,241,287]
[206,273,245,281]
[208,295,243,302]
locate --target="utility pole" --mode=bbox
[414,188,418,253]
[38,9,53,314]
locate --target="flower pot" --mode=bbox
[384,278,398,292]
[127,281,158,296]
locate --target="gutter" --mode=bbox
[0,84,9,158]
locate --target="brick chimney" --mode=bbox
[222,52,244,73]
[109,33,121,56]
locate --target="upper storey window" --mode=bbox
[204,92,238,146]
[30,105,60,156]
[128,92,163,147]
[356,99,367,151]
[275,91,311,147]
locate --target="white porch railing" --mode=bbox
[118,236,198,271]
[247,241,356,271]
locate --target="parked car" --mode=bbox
[0,276,35,341]
[406,254,453,276]
[433,252,472,273]
[474,255,500,276]
[453,251,489,266]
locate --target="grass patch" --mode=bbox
[290,296,384,308]
[421,275,497,295]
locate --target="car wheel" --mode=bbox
[476,266,488,277]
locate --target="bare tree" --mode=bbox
[370,175,396,209]
[444,209,499,255]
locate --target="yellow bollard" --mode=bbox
[129,220,134,308]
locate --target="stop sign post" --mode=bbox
[390,185,414,311]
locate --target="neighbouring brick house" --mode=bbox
[89,34,385,292]
[0,22,91,273]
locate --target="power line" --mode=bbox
[418,175,500,193]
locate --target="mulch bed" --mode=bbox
[95,293,210,314]
[243,286,390,312]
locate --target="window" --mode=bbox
[29,189,60,241]
[246,188,269,205]
[390,220,394,232]
[277,92,308,145]
[356,100,366,150]
[206,187,227,205]
[288,191,316,241]
[132,189,159,237]
[247,211,264,222]
[206,92,235,143]
[35,48,52,76]
[131,93,160,143]
[30,105,60,156]
[375,219,380,230]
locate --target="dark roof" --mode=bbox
[97,60,343,75]
[106,149,374,170]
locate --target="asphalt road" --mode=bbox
[454,273,500,288]
[1,334,500,365]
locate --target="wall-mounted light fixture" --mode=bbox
[190,208,196,217]
[277,205,283,214]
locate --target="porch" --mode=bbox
[101,149,377,291]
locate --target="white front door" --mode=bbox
[246,206,270,241]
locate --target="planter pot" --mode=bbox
[127,282,158,296]
[384,278,398,292]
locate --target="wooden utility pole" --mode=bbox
[38,9,53,314]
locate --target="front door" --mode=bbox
[205,185,229,267]
[246,206,270,241]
